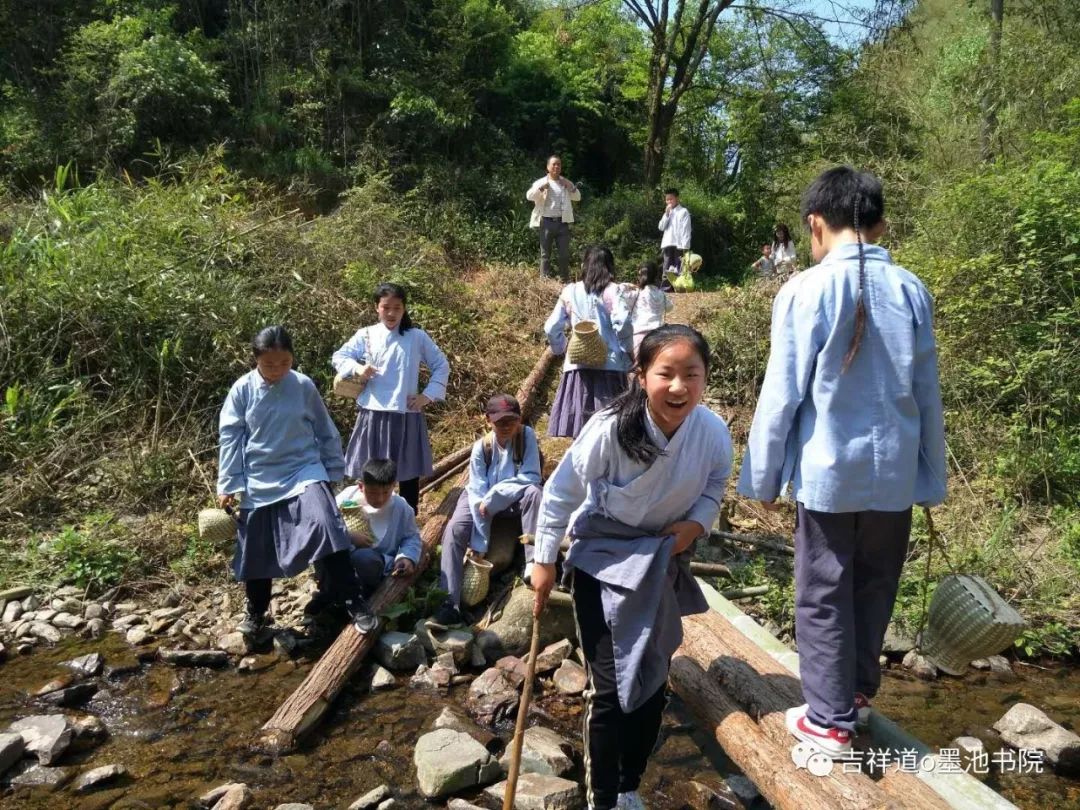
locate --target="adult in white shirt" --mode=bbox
[526,155,581,279]
[772,223,797,269]
[658,188,692,277]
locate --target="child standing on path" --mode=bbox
[218,326,377,635]
[750,244,774,278]
[531,325,734,810]
[544,246,633,438]
[658,188,692,276]
[738,167,946,758]
[429,394,543,628]
[623,262,674,361]
[333,283,450,513]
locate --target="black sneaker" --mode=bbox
[345,596,378,634]
[236,611,267,636]
[425,601,464,631]
[303,590,334,617]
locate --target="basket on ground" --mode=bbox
[567,320,608,368]
[461,554,494,607]
[920,574,1026,675]
[198,508,236,543]
[333,373,366,400]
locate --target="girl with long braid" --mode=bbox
[738,167,947,758]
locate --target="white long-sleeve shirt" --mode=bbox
[624,285,674,333]
[331,323,449,413]
[534,405,733,564]
[658,205,692,250]
[527,176,580,227]
[772,240,797,264]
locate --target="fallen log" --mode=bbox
[420,347,557,490]
[258,476,464,753]
[711,529,795,556]
[688,561,731,578]
[720,584,768,599]
[677,611,949,808]
[669,656,861,810]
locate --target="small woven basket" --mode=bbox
[340,502,375,545]
[198,508,236,543]
[333,373,366,400]
[461,555,494,607]
[567,320,608,368]
[920,573,1026,675]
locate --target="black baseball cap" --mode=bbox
[485,394,521,421]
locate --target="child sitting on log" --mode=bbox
[428,394,543,629]
[738,166,946,758]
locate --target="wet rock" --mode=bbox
[432,706,501,753]
[52,612,84,630]
[17,642,34,655]
[727,774,759,805]
[74,763,126,791]
[411,664,452,690]
[31,622,62,643]
[413,728,502,798]
[38,682,98,708]
[485,773,582,810]
[70,714,108,743]
[347,784,391,809]
[217,631,253,657]
[495,655,529,689]
[113,614,144,630]
[376,800,395,810]
[984,655,1017,680]
[160,649,230,667]
[0,732,25,775]
[126,626,152,646]
[466,668,521,726]
[375,631,427,672]
[7,762,72,789]
[553,660,587,695]
[3,599,23,624]
[237,655,276,673]
[83,603,105,620]
[532,639,574,674]
[498,727,574,777]
[370,665,396,690]
[104,653,142,679]
[85,618,107,640]
[200,782,252,808]
[64,652,104,678]
[34,674,75,696]
[9,714,73,765]
[902,650,938,680]
[476,585,578,664]
[952,736,985,756]
[431,628,475,668]
[994,703,1080,774]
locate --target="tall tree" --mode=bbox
[979,0,1004,162]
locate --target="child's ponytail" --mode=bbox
[842,192,867,373]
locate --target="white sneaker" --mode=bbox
[616,791,647,810]
[785,704,852,758]
[523,562,535,587]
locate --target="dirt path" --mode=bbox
[667,290,724,328]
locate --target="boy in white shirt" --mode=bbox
[658,188,692,278]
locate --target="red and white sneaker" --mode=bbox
[854,692,872,729]
[786,704,852,758]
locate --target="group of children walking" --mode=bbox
[217,166,945,810]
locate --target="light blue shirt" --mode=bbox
[218,370,345,510]
[535,404,733,564]
[544,282,633,373]
[331,323,450,413]
[737,243,947,512]
[466,426,543,553]
[336,489,423,573]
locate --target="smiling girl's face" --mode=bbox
[638,339,706,437]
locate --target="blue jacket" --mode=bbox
[331,323,449,413]
[466,427,543,553]
[337,489,422,574]
[737,243,947,512]
[544,282,633,373]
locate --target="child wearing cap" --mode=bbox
[428,394,543,627]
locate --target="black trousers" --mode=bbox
[573,569,668,810]
[399,478,420,514]
[661,245,682,273]
[245,549,361,615]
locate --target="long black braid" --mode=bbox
[841,190,867,373]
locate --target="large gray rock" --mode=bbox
[7,762,72,789]
[413,728,502,798]
[466,667,520,726]
[495,656,529,689]
[882,622,917,654]
[375,631,427,672]
[217,631,252,657]
[498,727,574,777]
[9,714,74,765]
[348,784,391,809]
[52,612,84,630]
[552,660,587,696]
[200,782,253,809]
[994,703,1080,774]
[31,622,62,643]
[475,585,578,664]
[0,732,25,775]
[74,763,126,791]
[413,621,475,666]
[485,773,582,810]
[432,706,501,753]
[64,652,103,677]
[3,600,23,624]
[160,649,230,667]
[532,639,574,674]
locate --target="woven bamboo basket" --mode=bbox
[461,555,494,607]
[567,320,608,368]
[333,373,366,400]
[340,502,375,545]
[920,573,1026,675]
[198,508,236,543]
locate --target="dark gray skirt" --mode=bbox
[547,369,628,438]
[344,408,433,481]
[233,482,351,581]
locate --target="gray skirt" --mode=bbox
[233,481,351,581]
[547,369,628,439]
[344,407,433,481]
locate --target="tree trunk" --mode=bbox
[643,103,677,188]
[258,476,464,753]
[980,0,1005,162]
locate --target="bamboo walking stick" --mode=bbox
[503,614,542,810]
